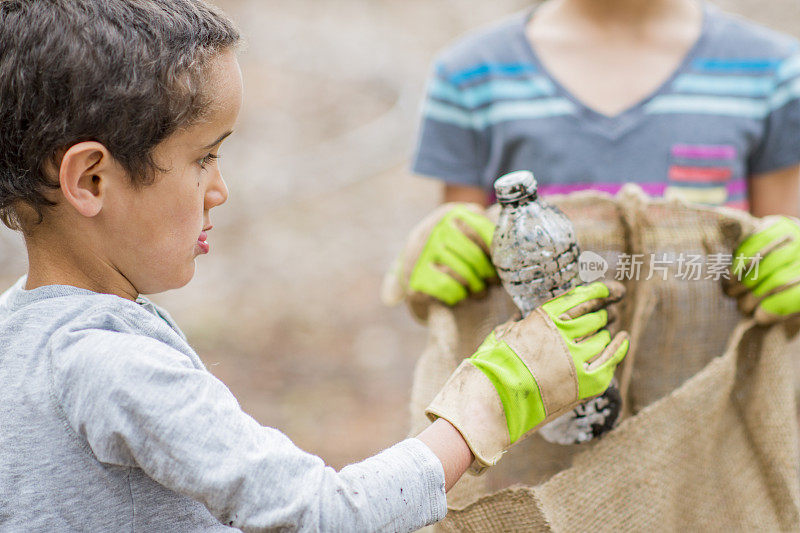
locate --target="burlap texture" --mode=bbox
[406,185,800,530]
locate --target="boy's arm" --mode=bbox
[416,419,473,492]
[442,183,491,206]
[50,329,447,533]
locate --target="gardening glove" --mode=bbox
[382,203,497,320]
[426,280,629,470]
[724,216,800,324]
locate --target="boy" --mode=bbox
[0,1,628,531]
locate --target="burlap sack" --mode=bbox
[406,185,800,530]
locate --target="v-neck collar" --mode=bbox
[516,2,711,140]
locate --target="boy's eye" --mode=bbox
[198,153,220,170]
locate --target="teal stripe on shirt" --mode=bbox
[484,99,576,125]
[672,74,774,97]
[423,98,576,129]
[778,54,800,83]
[423,101,475,129]
[428,77,556,109]
[645,94,768,118]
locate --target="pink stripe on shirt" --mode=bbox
[671,144,736,160]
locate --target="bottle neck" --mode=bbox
[498,190,537,207]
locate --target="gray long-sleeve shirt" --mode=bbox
[0,277,446,532]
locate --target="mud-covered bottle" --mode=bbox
[491,170,620,445]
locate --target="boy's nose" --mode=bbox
[205,172,229,209]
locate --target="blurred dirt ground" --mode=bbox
[0,0,798,469]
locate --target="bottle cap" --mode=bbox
[494,170,538,203]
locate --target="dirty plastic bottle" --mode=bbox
[491,170,621,445]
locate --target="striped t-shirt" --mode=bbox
[412,3,800,211]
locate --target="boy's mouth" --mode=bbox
[196,231,210,254]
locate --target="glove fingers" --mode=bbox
[736,236,799,288]
[736,268,800,315]
[562,309,608,340]
[752,263,800,298]
[443,222,497,280]
[574,329,612,364]
[558,280,626,319]
[585,331,630,373]
[735,217,798,263]
[451,209,495,252]
[436,248,486,294]
[545,281,615,317]
[412,265,469,305]
[756,243,800,282]
[755,281,800,324]
[546,283,605,316]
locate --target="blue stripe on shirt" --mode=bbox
[441,63,537,86]
[691,58,781,73]
[428,76,556,109]
[423,98,576,129]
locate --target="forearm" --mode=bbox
[748,165,800,218]
[416,418,474,492]
[442,183,491,206]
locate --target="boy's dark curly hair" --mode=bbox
[0,0,241,230]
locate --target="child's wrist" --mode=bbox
[417,418,473,492]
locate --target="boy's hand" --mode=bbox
[725,216,800,324]
[385,203,497,320]
[425,281,629,470]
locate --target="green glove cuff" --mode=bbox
[469,333,545,444]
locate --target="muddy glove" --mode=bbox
[426,281,629,470]
[725,216,800,324]
[382,203,496,320]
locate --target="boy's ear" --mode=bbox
[58,141,119,218]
